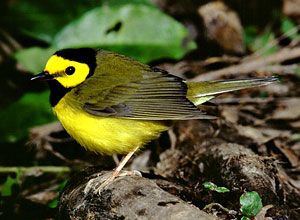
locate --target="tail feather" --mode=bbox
[187,76,278,105]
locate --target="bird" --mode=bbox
[31,48,277,187]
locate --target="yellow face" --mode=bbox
[45,55,90,88]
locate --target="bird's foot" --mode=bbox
[118,170,142,177]
[83,170,142,195]
[84,147,141,195]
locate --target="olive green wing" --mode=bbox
[71,51,213,120]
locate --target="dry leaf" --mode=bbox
[255,204,273,220]
[235,125,291,145]
[221,106,239,124]
[290,120,300,128]
[25,190,58,205]
[198,1,245,54]
[274,139,300,167]
[270,98,300,120]
[283,0,300,22]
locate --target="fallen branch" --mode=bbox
[29,121,66,143]
[256,64,300,74]
[192,46,300,81]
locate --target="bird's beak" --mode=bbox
[31,71,54,81]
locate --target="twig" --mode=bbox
[203,202,236,214]
[0,166,71,174]
[211,97,275,105]
[256,64,300,74]
[250,23,300,59]
[192,46,300,81]
[29,121,64,141]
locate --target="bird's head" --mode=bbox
[31,48,97,88]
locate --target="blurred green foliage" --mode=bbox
[1,169,21,197]
[246,27,279,56]
[244,15,300,57]
[5,0,101,42]
[15,0,195,73]
[14,47,56,73]
[280,16,300,42]
[0,91,54,143]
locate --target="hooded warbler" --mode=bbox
[31,48,277,177]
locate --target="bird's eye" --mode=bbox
[65,66,75,75]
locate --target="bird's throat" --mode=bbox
[48,80,71,107]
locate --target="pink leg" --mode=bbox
[85,146,140,193]
[112,146,139,177]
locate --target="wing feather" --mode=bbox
[70,51,213,120]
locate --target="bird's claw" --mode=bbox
[83,170,142,195]
[118,170,142,177]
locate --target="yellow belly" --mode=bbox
[53,97,168,155]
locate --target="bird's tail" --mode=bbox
[186,76,278,106]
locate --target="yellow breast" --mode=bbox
[53,95,168,155]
